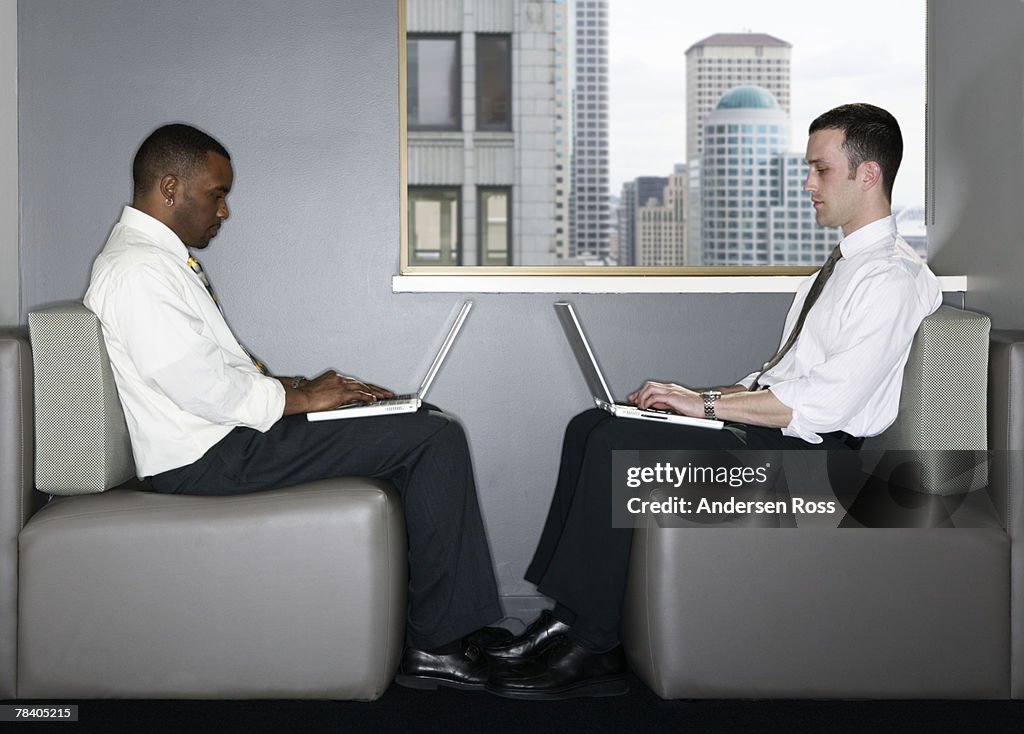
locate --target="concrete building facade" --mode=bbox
[685,32,791,163]
[406,0,560,266]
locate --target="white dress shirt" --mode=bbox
[85,206,285,477]
[738,216,942,443]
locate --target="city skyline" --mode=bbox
[609,0,926,207]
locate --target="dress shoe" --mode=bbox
[394,640,489,691]
[486,636,629,700]
[465,625,514,648]
[483,609,571,661]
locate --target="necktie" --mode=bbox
[187,255,268,375]
[748,243,843,391]
[186,256,218,305]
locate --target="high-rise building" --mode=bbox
[701,85,838,266]
[553,0,571,260]
[635,166,688,266]
[617,176,668,266]
[685,33,791,162]
[563,0,609,262]
[405,0,560,266]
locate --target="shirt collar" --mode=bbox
[837,215,896,260]
[119,206,189,262]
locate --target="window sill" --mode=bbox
[392,274,968,294]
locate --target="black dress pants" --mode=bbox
[525,408,848,650]
[150,406,502,651]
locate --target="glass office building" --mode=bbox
[701,85,837,266]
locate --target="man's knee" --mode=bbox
[565,408,610,440]
[421,409,470,454]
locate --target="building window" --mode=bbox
[477,35,511,131]
[479,188,511,266]
[407,35,460,130]
[408,187,460,266]
[401,0,924,273]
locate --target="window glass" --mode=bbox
[479,188,511,265]
[477,35,511,131]
[409,188,460,265]
[401,0,925,271]
[407,35,460,130]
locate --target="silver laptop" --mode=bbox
[555,302,724,430]
[307,300,473,422]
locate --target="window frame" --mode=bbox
[475,34,512,133]
[407,186,463,266]
[478,186,512,266]
[406,32,462,132]
[397,0,916,278]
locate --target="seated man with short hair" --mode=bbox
[483,103,942,700]
[85,123,504,692]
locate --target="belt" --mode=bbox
[826,431,864,450]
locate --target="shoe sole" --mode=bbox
[394,673,486,692]
[485,676,629,701]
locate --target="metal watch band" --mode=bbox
[701,391,721,420]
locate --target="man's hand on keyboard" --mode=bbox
[281,371,394,415]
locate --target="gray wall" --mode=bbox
[1,0,16,325]
[15,0,1018,613]
[928,0,1024,329]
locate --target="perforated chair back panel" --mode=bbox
[28,302,136,495]
[862,306,990,494]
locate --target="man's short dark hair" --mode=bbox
[809,103,902,202]
[132,123,231,199]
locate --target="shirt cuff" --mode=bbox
[253,375,286,431]
[766,380,825,444]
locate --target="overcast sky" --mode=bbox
[607,1,926,207]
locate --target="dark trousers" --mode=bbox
[150,406,502,650]
[525,408,850,650]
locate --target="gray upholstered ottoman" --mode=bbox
[622,307,1009,698]
[17,302,406,699]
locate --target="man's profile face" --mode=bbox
[171,151,233,249]
[803,128,862,235]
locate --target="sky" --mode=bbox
[607,0,926,207]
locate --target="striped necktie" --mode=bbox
[749,243,843,391]
[187,255,267,375]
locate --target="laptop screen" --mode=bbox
[554,302,616,405]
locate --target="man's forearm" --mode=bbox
[717,384,748,395]
[713,388,792,428]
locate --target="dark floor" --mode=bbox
[10,674,1024,734]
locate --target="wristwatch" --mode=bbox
[701,390,722,420]
[291,376,306,389]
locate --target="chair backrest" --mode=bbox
[27,302,136,496]
[861,305,991,494]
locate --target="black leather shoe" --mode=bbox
[486,637,629,700]
[483,609,571,661]
[394,641,489,691]
[465,625,514,648]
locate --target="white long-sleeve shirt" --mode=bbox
[85,206,285,477]
[738,216,942,443]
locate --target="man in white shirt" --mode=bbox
[483,104,942,700]
[85,124,504,692]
